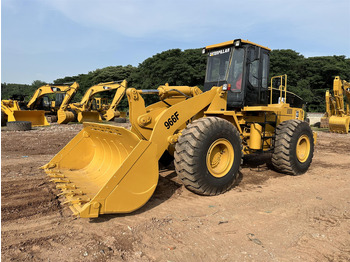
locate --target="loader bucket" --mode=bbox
[42,123,159,218]
[329,116,350,133]
[77,111,101,123]
[11,110,49,126]
[104,109,120,121]
[57,109,76,124]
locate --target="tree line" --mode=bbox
[2,48,350,112]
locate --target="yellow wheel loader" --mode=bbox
[65,80,127,123]
[320,76,350,133]
[1,99,49,127]
[42,39,316,218]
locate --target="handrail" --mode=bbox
[269,74,287,104]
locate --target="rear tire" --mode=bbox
[50,115,58,123]
[114,117,127,123]
[272,120,314,175]
[7,121,32,131]
[174,117,242,196]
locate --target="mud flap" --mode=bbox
[329,116,350,133]
[42,123,159,218]
[11,110,49,126]
[78,111,101,123]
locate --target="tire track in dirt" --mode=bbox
[1,178,61,222]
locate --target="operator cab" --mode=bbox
[203,39,270,108]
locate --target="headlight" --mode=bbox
[234,39,241,47]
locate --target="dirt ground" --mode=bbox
[1,123,350,261]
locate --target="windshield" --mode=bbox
[205,47,245,92]
[205,47,232,83]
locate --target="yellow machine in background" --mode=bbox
[66,80,127,123]
[103,85,127,121]
[55,82,80,124]
[1,82,79,126]
[320,76,350,133]
[91,97,109,112]
[27,83,72,111]
[1,99,49,126]
[28,82,80,123]
[43,39,315,218]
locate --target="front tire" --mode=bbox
[174,117,242,196]
[272,120,314,175]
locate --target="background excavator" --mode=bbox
[27,82,79,123]
[1,82,79,127]
[43,39,315,218]
[62,80,127,123]
[102,85,127,121]
[320,76,350,133]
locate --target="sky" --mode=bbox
[1,0,350,84]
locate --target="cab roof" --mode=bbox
[205,39,271,51]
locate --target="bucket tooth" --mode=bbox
[50,178,70,183]
[41,163,57,170]
[58,190,85,197]
[62,198,90,206]
[45,168,60,174]
[48,174,65,178]
[56,184,77,190]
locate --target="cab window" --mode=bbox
[248,49,259,88]
[261,52,269,89]
[205,48,231,82]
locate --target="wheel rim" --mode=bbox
[296,135,310,163]
[206,138,234,178]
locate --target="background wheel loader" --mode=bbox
[42,39,316,218]
[61,80,127,124]
[320,76,350,133]
[1,99,49,127]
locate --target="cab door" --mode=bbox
[245,46,270,106]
